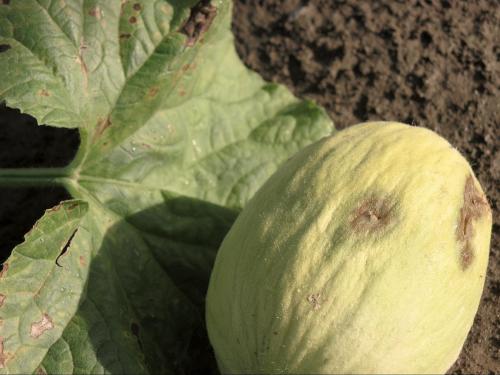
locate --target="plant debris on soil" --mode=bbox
[232,1,499,373]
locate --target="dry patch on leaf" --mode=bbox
[93,117,112,141]
[0,263,8,279]
[30,314,54,338]
[38,89,50,97]
[88,6,102,19]
[0,337,8,369]
[180,0,217,47]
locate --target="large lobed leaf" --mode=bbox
[0,0,333,373]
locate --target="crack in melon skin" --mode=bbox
[206,122,492,375]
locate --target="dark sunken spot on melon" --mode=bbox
[456,175,490,270]
[350,195,394,233]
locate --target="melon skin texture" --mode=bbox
[206,122,492,374]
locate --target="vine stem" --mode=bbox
[0,167,73,187]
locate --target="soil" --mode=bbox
[0,105,78,260]
[232,1,499,373]
[0,0,498,374]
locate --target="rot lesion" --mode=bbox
[456,175,490,270]
[350,195,394,233]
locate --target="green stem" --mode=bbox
[0,167,72,187]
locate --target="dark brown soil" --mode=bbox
[0,106,78,260]
[232,0,499,373]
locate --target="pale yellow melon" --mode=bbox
[206,122,492,374]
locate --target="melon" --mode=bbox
[206,122,492,374]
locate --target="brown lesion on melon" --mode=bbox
[350,195,394,233]
[456,175,490,270]
[0,336,8,369]
[306,293,322,310]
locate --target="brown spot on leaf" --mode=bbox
[120,33,131,40]
[178,88,186,96]
[351,196,394,233]
[47,204,62,212]
[79,256,86,266]
[306,293,322,310]
[30,314,54,338]
[94,117,112,141]
[0,44,11,53]
[0,337,7,369]
[38,89,50,97]
[129,16,137,24]
[181,63,197,73]
[147,86,159,97]
[180,0,217,47]
[35,367,47,375]
[56,229,78,267]
[67,202,79,210]
[76,41,89,90]
[456,175,490,270]
[0,295,5,308]
[133,3,142,11]
[88,6,102,19]
[0,263,8,279]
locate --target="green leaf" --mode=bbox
[0,200,88,374]
[0,0,334,373]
